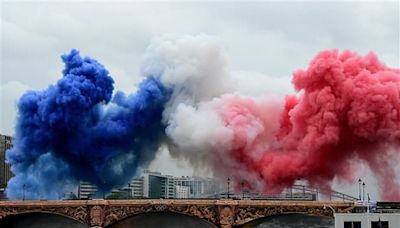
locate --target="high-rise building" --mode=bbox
[142,170,175,199]
[76,171,222,199]
[0,134,13,188]
[78,181,98,199]
[136,171,223,199]
[124,176,144,198]
[173,176,220,198]
[165,175,175,199]
[175,185,190,198]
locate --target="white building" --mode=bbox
[335,202,400,228]
[164,175,175,199]
[125,176,144,198]
[75,170,221,199]
[173,176,219,198]
[335,213,399,228]
[78,181,98,199]
[175,185,190,198]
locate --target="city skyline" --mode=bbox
[0,133,363,202]
[0,135,368,202]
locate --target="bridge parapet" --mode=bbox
[0,199,356,227]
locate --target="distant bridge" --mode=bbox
[288,184,359,201]
[214,184,359,202]
[0,199,356,227]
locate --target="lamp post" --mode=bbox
[78,182,81,199]
[241,181,244,200]
[362,182,366,201]
[227,178,231,199]
[358,178,362,200]
[22,184,26,201]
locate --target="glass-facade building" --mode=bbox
[143,171,175,199]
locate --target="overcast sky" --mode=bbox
[1,1,399,199]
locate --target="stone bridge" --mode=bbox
[0,199,356,227]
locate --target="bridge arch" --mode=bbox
[106,211,217,228]
[0,211,89,228]
[235,213,334,228]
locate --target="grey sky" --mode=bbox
[1,1,399,199]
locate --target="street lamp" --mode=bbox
[362,182,366,201]
[22,184,26,201]
[358,178,362,200]
[241,181,244,200]
[227,178,231,199]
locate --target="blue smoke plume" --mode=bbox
[6,50,171,199]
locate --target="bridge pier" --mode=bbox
[89,205,104,228]
[219,206,235,228]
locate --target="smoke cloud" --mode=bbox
[6,36,400,201]
[6,50,171,199]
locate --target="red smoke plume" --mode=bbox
[220,50,400,200]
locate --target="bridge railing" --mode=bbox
[203,184,358,202]
[290,184,358,202]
